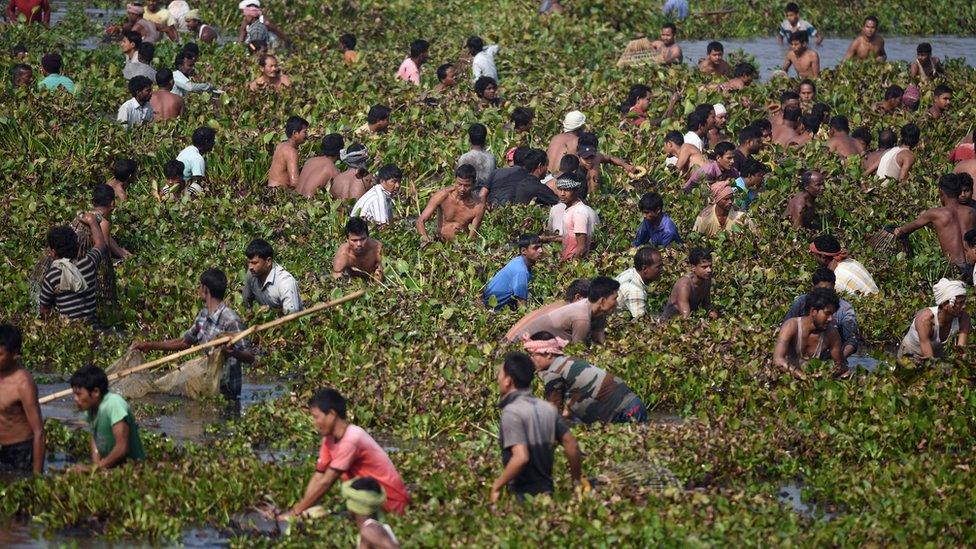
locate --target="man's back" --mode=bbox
[331,169,368,200]
[297,156,338,197]
[498,389,565,495]
[150,89,183,121]
[517,299,590,342]
[485,166,523,205]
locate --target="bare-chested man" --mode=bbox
[786,170,824,230]
[783,31,819,79]
[149,68,183,121]
[953,159,976,183]
[332,217,383,281]
[651,23,683,65]
[927,84,952,120]
[664,130,705,173]
[772,105,803,147]
[547,110,585,173]
[331,144,372,200]
[663,247,718,320]
[248,54,292,92]
[297,133,343,198]
[267,116,308,189]
[875,123,918,182]
[944,174,976,234]
[416,164,487,243]
[0,324,44,476]
[843,16,886,62]
[864,128,896,175]
[894,175,968,276]
[698,41,730,76]
[714,63,757,92]
[769,91,801,128]
[827,116,861,158]
[773,287,846,380]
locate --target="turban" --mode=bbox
[340,147,369,169]
[522,333,568,355]
[183,9,200,21]
[238,0,260,8]
[902,85,920,108]
[127,3,145,15]
[713,103,727,116]
[556,177,582,190]
[808,241,849,263]
[709,181,734,203]
[242,5,262,16]
[933,278,967,306]
[340,479,386,517]
[562,110,586,132]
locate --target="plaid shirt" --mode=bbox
[182,303,249,397]
[834,259,879,296]
[615,267,647,319]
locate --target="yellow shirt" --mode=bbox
[692,205,753,237]
[143,8,174,27]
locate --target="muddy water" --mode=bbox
[778,482,838,520]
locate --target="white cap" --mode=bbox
[562,110,586,132]
[713,103,727,116]
[238,0,260,9]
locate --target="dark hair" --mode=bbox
[780,90,800,104]
[800,170,822,189]
[137,42,154,64]
[811,102,830,123]
[511,147,530,167]
[127,75,153,96]
[258,53,276,68]
[558,154,580,174]
[468,123,487,147]
[740,158,767,178]
[41,52,62,74]
[346,216,369,237]
[811,266,836,286]
[92,184,116,207]
[245,238,274,260]
[11,63,31,81]
[122,31,142,47]
[47,226,78,259]
[664,130,684,145]
[805,286,840,313]
[565,279,591,301]
[939,174,961,198]
[884,85,904,101]
[113,158,138,181]
[662,22,677,33]
[285,116,309,138]
[864,15,879,26]
[688,247,712,265]
[587,276,620,302]
[800,113,822,135]
[436,63,453,81]
[69,364,109,396]
[714,141,735,157]
[732,62,756,78]
[639,191,664,212]
[466,35,484,56]
[455,163,477,182]
[900,123,920,147]
[753,119,772,133]
[174,51,190,70]
[349,476,381,494]
[878,128,897,148]
[798,79,816,92]
[958,172,973,191]
[377,164,402,181]
[321,133,344,156]
[706,41,723,54]
[164,159,184,179]
[829,116,849,133]
[248,40,268,53]
[694,103,714,119]
[511,107,534,128]
[737,125,759,144]
[182,42,200,59]
[965,228,976,247]
[634,246,661,270]
[782,105,801,122]
[517,233,541,250]
[530,331,556,341]
[577,131,598,149]
[339,33,357,50]
[156,67,174,86]
[933,84,952,96]
[851,126,871,147]
[474,76,497,98]
[812,234,841,253]
[0,324,23,354]
[199,268,227,299]
[620,83,651,115]
[192,126,217,148]
[519,149,548,172]
[916,42,932,55]
[785,2,799,13]
[502,352,534,389]
[409,39,429,58]
[686,111,706,132]
[308,387,347,418]
[790,31,808,44]
[367,105,390,124]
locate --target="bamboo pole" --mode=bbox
[38,290,365,404]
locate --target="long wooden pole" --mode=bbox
[38,290,365,404]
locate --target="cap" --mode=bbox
[576,145,598,158]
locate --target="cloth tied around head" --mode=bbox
[709,180,734,203]
[562,110,586,132]
[556,177,582,190]
[521,333,568,355]
[713,103,727,116]
[808,241,849,263]
[340,147,369,169]
[242,5,262,17]
[126,3,145,15]
[933,278,967,305]
[183,9,200,20]
[341,479,386,516]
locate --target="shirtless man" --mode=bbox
[249,54,292,91]
[772,105,803,147]
[875,123,918,182]
[664,130,705,173]
[698,41,730,76]
[297,134,343,198]
[267,116,308,189]
[149,68,183,121]
[786,170,824,230]
[872,85,903,115]
[331,144,372,200]
[952,159,976,183]
[773,287,845,379]
[927,84,952,120]
[332,217,383,281]
[843,16,886,62]
[894,175,968,276]
[546,110,585,173]
[416,164,487,243]
[783,31,819,79]
[864,128,895,175]
[663,247,718,320]
[651,23,683,65]
[769,91,801,128]
[910,42,943,81]
[714,63,757,92]
[0,324,44,476]
[827,116,861,158]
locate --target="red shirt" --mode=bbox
[949,144,975,163]
[316,425,410,514]
[7,0,49,24]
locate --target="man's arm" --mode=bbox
[280,279,302,315]
[894,209,934,238]
[788,198,804,229]
[560,431,582,484]
[286,468,341,516]
[97,420,131,469]
[287,151,300,188]
[416,189,446,242]
[772,320,796,369]
[132,337,192,353]
[490,443,528,503]
[331,247,348,280]
[876,38,887,61]
[956,315,970,348]
[915,312,935,358]
[782,52,793,73]
[373,243,385,282]
[570,232,589,259]
[100,219,132,259]
[41,0,51,26]
[20,378,45,474]
[674,280,692,318]
[570,319,590,343]
[810,53,821,78]
[265,20,291,45]
[237,20,247,43]
[897,151,915,182]
[469,202,487,238]
[83,213,107,252]
[842,39,857,62]
[827,328,846,370]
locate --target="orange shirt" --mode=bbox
[316,425,409,514]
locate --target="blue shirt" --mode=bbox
[38,73,75,94]
[734,177,758,210]
[633,214,681,248]
[662,0,689,20]
[483,256,532,310]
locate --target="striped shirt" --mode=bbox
[351,184,393,224]
[541,356,639,424]
[38,248,103,320]
[615,267,647,319]
[834,258,879,296]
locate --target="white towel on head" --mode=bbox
[52,258,88,293]
[933,278,967,305]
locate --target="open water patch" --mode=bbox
[777,482,838,521]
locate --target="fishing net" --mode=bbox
[154,348,225,399]
[616,38,658,67]
[594,460,682,492]
[105,348,156,400]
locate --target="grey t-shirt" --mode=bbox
[498,389,568,495]
[457,149,496,187]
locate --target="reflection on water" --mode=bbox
[0,520,232,548]
[778,482,838,520]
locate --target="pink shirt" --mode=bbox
[395,57,420,85]
[316,424,410,514]
[561,201,595,260]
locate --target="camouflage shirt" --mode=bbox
[540,356,638,424]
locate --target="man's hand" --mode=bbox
[489,485,502,503]
[69,463,94,473]
[129,341,149,352]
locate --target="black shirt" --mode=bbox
[486,167,559,207]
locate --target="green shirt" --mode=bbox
[87,392,145,462]
[38,73,75,94]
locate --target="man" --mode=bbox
[632,192,681,248]
[876,123,919,182]
[556,174,597,261]
[432,63,457,94]
[280,388,409,517]
[117,76,154,130]
[37,53,74,94]
[456,123,496,188]
[176,126,216,194]
[682,109,709,153]
[665,130,705,173]
[777,2,822,46]
[698,41,730,76]
[734,158,768,210]
[124,3,162,43]
[297,134,344,198]
[864,128,896,175]
[39,214,106,322]
[332,144,371,200]
[68,365,145,471]
[267,116,308,189]
[784,268,860,359]
[523,333,648,423]
[172,51,214,97]
[910,42,943,81]
[651,23,683,65]
[843,15,886,61]
[242,238,302,315]
[783,31,820,79]
[505,280,591,343]
[338,33,359,66]
[356,105,391,137]
[0,324,44,475]
[786,170,825,230]
[341,478,400,549]
[143,0,178,41]
[511,276,619,344]
[615,246,664,319]
[663,247,717,320]
[950,131,976,164]
[898,279,970,359]
[707,103,730,147]
[546,110,585,173]
[894,175,969,277]
[769,91,801,127]
[809,234,878,296]
[5,0,50,25]
[946,174,976,234]
[131,268,255,399]
[119,30,141,64]
[238,1,289,48]
[483,148,558,207]
[416,165,486,243]
[395,39,429,85]
[872,85,904,115]
[491,352,582,502]
[693,181,752,237]
[352,164,401,225]
[149,68,184,121]
[684,141,738,193]
[184,10,217,43]
[106,158,137,201]
[11,63,33,87]
[773,287,846,379]
[332,217,383,281]
[91,184,132,260]
[483,234,543,310]
[576,140,637,197]
[771,105,803,147]
[927,84,952,120]
[715,62,757,92]
[468,35,499,82]
[248,54,292,91]
[826,116,860,158]
[510,107,534,134]
[122,42,156,81]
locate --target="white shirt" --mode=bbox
[117,98,153,129]
[547,203,566,235]
[472,45,500,82]
[243,262,303,315]
[351,184,393,224]
[683,131,704,152]
[172,69,212,97]
[177,145,206,180]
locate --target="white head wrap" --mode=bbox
[238,0,260,8]
[933,278,967,306]
[562,110,586,132]
[713,103,727,116]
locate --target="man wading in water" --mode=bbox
[0,324,45,476]
[773,287,846,379]
[416,164,487,244]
